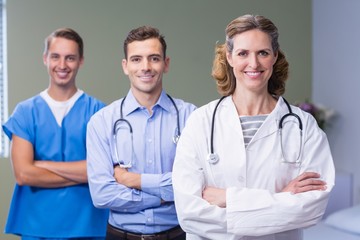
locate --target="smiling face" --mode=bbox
[43,37,83,90]
[226,29,277,95]
[122,38,169,100]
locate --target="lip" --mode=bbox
[56,71,70,79]
[138,74,155,81]
[245,71,263,78]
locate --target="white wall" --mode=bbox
[313,0,360,204]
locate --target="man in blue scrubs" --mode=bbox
[2,28,108,240]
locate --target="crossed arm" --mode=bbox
[113,167,326,208]
[113,166,170,204]
[202,172,327,208]
[11,135,87,188]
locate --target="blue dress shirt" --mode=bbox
[86,90,196,234]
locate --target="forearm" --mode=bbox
[226,187,331,236]
[174,187,229,238]
[114,167,173,201]
[90,173,162,212]
[114,166,141,189]
[142,172,174,201]
[15,164,78,188]
[10,135,79,188]
[35,160,87,183]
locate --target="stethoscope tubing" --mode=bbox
[208,96,303,164]
[113,93,180,168]
[279,97,303,131]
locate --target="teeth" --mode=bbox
[246,72,260,76]
[140,75,153,80]
[57,72,68,78]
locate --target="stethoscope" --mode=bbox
[113,94,180,168]
[207,96,303,165]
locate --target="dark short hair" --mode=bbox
[44,28,84,58]
[123,26,167,59]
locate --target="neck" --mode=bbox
[232,92,276,116]
[47,85,77,101]
[131,89,162,113]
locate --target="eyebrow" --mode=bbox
[129,53,162,59]
[148,54,162,58]
[49,53,78,57]
[235,48,272,52]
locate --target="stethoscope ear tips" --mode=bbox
[207,153,219,164]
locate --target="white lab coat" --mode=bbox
[172,96,335,240]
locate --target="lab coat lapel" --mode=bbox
[250,97,289,144]
[221,96,243,136]
[216,97,247,188]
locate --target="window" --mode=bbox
[0,0,8,157]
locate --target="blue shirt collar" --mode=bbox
[122,90,172,117]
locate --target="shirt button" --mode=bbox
[238,176,244,182]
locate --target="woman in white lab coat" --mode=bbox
[172,14,335,240]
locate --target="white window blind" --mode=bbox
[0,0,8,157]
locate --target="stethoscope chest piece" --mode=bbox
[207,153,219,164]
[173,134,180,144]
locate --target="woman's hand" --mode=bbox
[202,186,226,208]
[282,172,327,194]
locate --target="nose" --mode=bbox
[142,59,151,71]
[248,53,259,69]
[59,58,67,69]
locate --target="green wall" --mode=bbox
[1,0,311,239]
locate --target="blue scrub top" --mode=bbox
[3,93,108,238]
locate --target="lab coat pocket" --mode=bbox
[205,161,228,188]
[274,161,301,192]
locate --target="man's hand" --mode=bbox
[114,166,141,190]
[282,172,327,194]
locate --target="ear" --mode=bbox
[43,53,48,65]
[79,56,84,67]
[273,51,278,65]
[163,57,170,73]
[122,59,129,75]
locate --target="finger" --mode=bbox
[293,184,327,194]
[297,172,321,181]
[298,179,326,187]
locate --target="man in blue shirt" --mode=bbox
[86,26,196,240]
[3,28,108,239]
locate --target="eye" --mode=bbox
[150,56,161,62]
[259,50,270,57]
[237,51,248,57]
[50,54,59,60]
[130,57,141,63]
[66,56,77,62]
